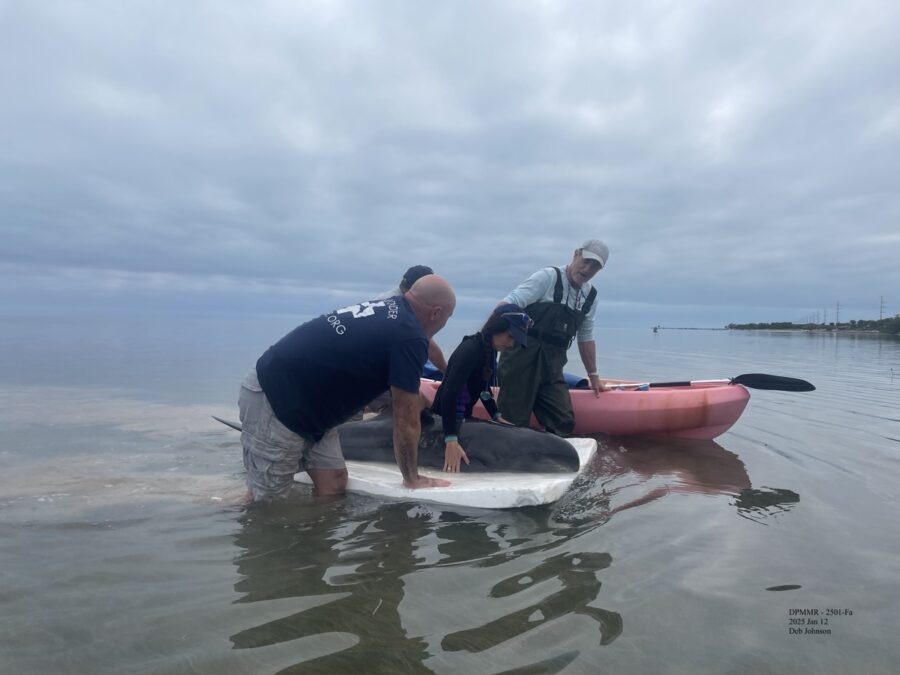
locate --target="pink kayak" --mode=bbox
[419,378,750,440]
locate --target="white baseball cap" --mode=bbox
[580,239,609,268]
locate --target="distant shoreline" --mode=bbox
[723,317,899,336]
[652,326,898,337]
[728,328,889,335]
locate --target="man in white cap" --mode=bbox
[497,240,609,435]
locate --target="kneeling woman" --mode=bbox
[431,304,533,472]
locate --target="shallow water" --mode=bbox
[1,316,898,674]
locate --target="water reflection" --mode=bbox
[553,436,800,526]
[228,437,799,672]
[441,551,622,652]
[231,499,434,672]
[733,486,800,524]
[230,497,621,672]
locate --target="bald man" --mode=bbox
[239,275,456,499]
[373,265,448,372]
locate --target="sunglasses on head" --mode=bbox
[500,312,534,330]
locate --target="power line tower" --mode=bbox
[836,301,840,326]
[881,296,885,321]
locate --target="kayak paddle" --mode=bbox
[608,373,815,392]
[212,415,243,431]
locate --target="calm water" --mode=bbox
[1,315,898,674]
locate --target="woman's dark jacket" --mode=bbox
[430,332,499,438]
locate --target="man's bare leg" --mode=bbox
[307,467,349,496]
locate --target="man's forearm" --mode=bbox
[392,388,422,482]
[428,339,448,372]
[578,340,597,375]
[393,423,420,482]
[578,340,605,395]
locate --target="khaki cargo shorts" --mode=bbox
[238,369,345,500]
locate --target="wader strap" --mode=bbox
[554,267,595,317]
[582,287,597,317]
[552,267,563,304]
[527,268,595,350]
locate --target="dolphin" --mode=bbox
[337,412,580,473]
[212,412,581,473]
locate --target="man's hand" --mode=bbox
[443,440,470,472]
[588,373,607,397]
[392,386,451,489]
[405,475,452,489]
[578,340,604,397]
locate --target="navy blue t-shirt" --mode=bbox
[256,296,428,440]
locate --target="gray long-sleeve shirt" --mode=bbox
[503,266,597,343]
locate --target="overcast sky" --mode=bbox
[2,0,898,326]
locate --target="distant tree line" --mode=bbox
[727,317,900,334]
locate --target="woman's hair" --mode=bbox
[478,308,517,381]
[480,311,513,336]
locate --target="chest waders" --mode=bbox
[498,268,596,435]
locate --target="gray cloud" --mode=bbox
[2,0,898,325]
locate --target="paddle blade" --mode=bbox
[731,373,815,392]
[212,415,243,431]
